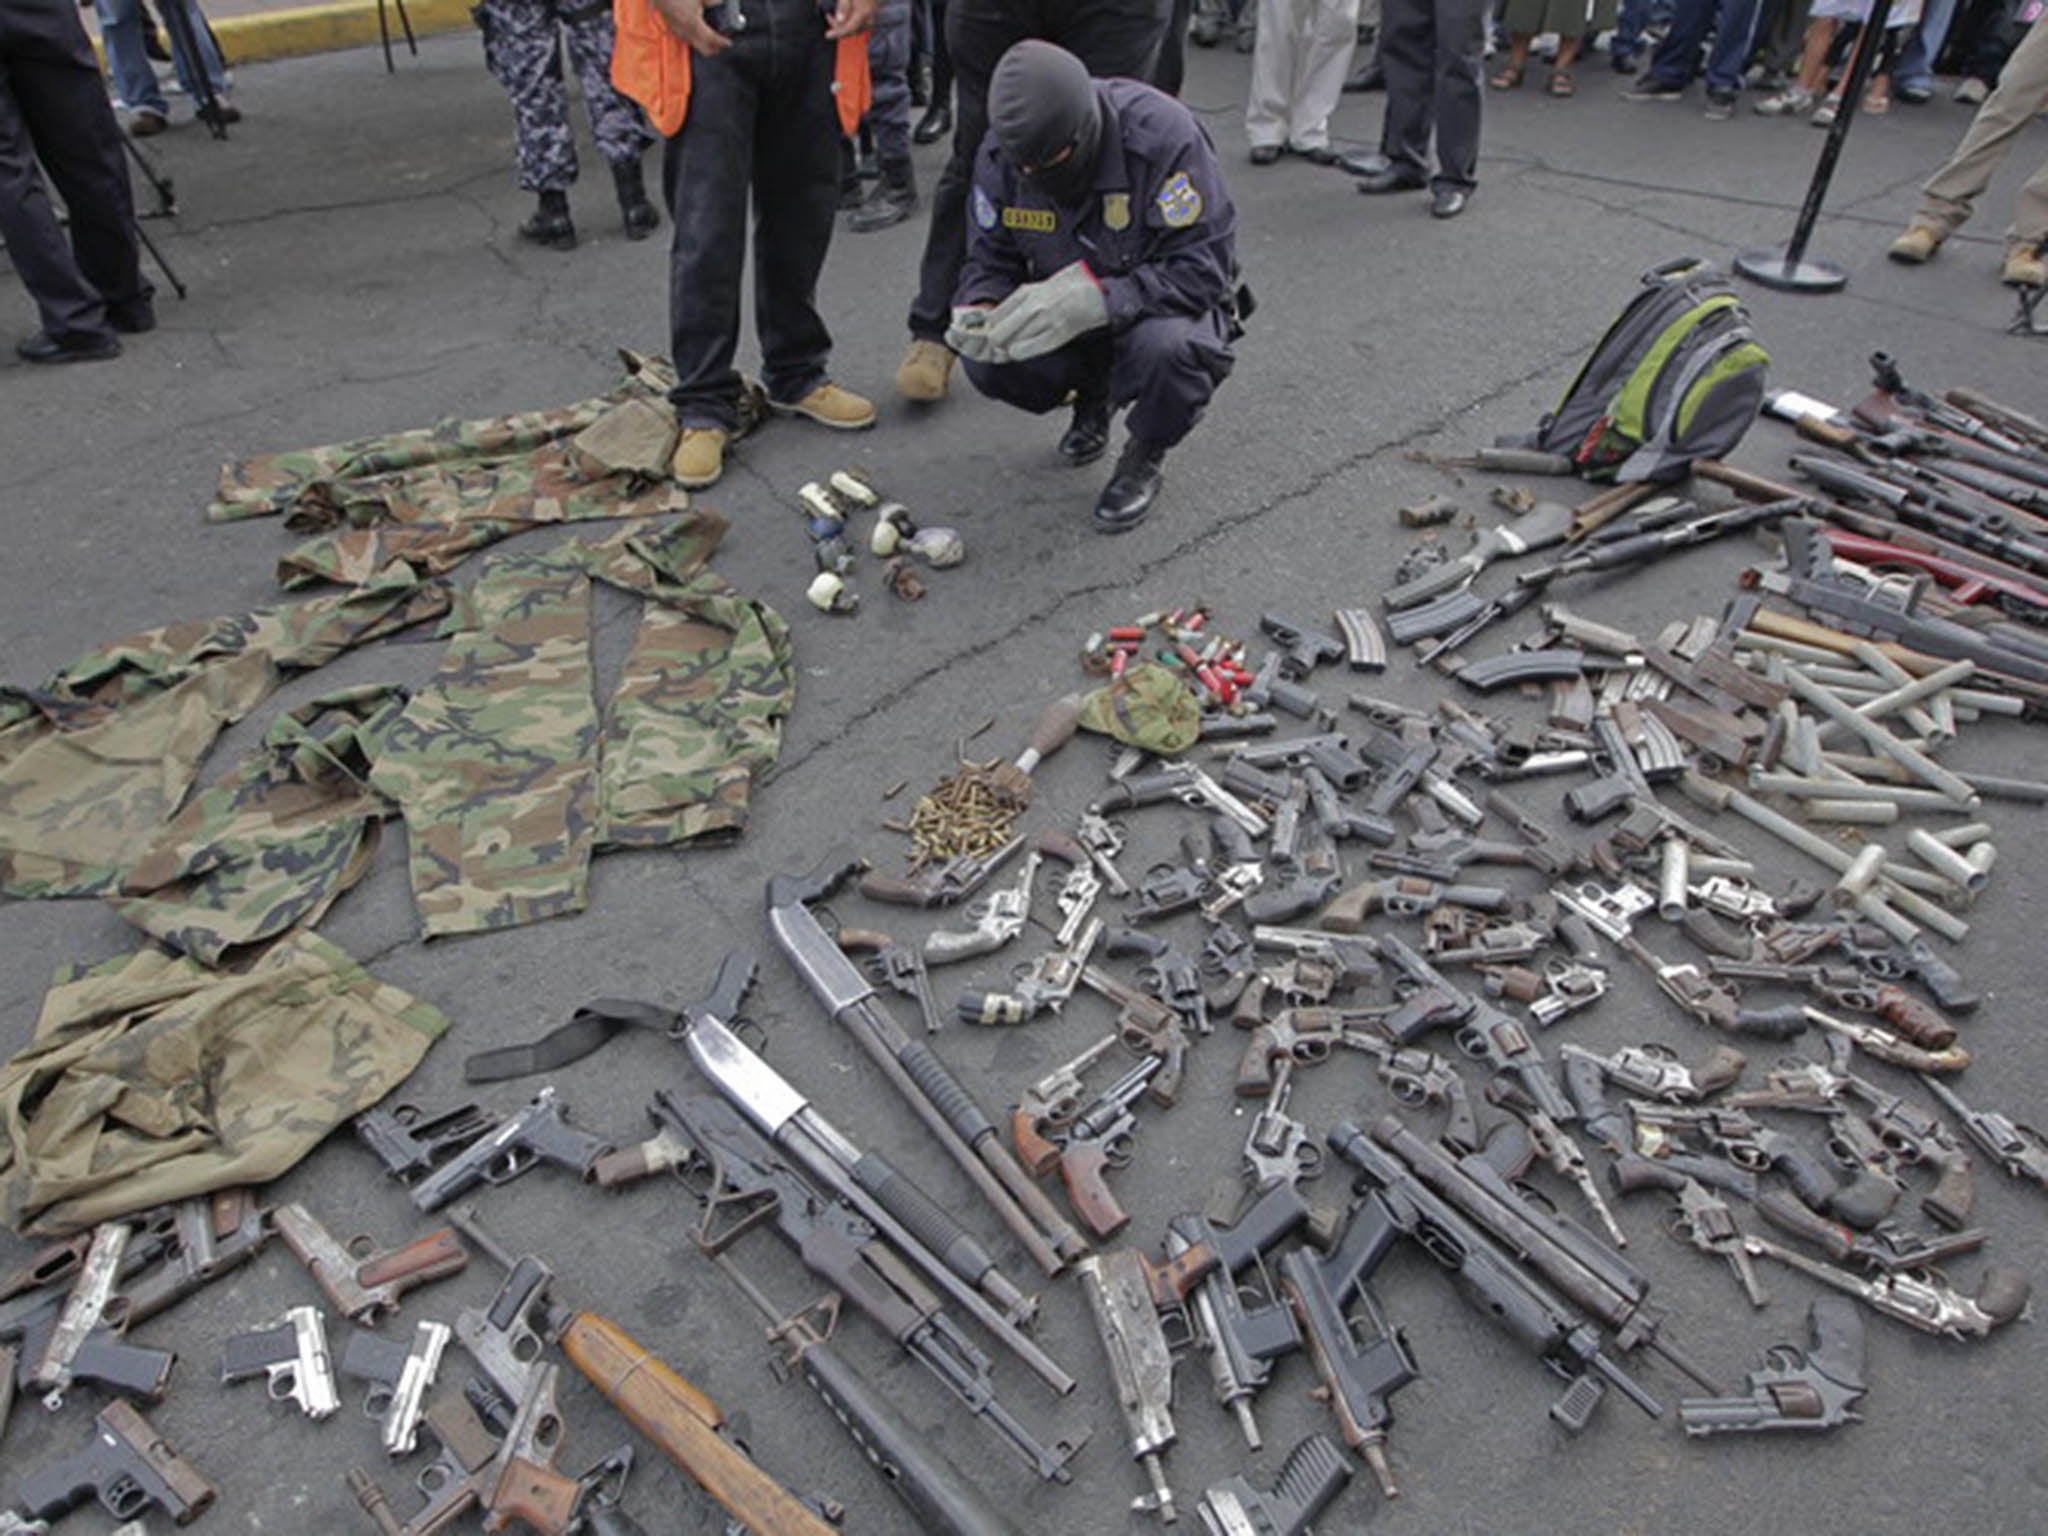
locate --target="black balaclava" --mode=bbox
[987,40,1104,206]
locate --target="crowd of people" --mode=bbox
[1,0,2043,522]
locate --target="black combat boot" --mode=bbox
[1093,438,1168,533]
[847,160,919,232]
[913,99,952,145]
[614,159,659,240]
[518,189,576,250]
[1057,391,1112,465]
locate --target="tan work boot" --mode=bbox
[896,338,956,401]
[671,427,729,489]
[1887,224,1944,264]
[772,381,878,429]
[2001,244,2046,288]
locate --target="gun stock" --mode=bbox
[559,1312,837,1536]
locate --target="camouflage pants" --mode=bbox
[368,513,794,938]
[0,573,448,899]
[478,0,657,192]
[210,353,687,589]
[115,685,409,966]
[0,933,449,1236]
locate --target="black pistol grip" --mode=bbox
[766,853,866,914]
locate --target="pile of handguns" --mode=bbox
[6,360,2048,1536]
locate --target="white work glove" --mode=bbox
[944,304,998,363]
[980,261,1109,363]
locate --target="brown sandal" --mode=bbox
[1489,63,1525,89]
[1547,68,1577,96]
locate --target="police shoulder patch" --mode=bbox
[1156,171,1202,229]
[972,185,997,231]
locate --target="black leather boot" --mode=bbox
[1093,438,1168,532]
[913,100,953,145]
[1058,392,1112,465]
[518,189,576,250]
[614,160,659,240]
[847,161,919,232]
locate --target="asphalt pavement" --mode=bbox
[3,33,2046,1536]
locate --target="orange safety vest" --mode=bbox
[611,0,871,138]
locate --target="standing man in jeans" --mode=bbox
[613,0,880,489]
[1,0,154,361]
[1619,0,1763,116]
[95,0,235,134]
[893,0,1171,405]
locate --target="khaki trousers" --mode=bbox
[1915,15,2048,250]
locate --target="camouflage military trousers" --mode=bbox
[115,684,410,966]
[0,933,449,1236]
[478,0,656,192]
[369,513,795,938]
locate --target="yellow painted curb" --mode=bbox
[211,0,475,64]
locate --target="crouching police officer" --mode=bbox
[946,40,1241,533]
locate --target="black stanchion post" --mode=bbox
[1734,0,1894,292]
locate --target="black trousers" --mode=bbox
[1377,0,1485,193]
[0,0,148,345]
[663,0,840,429]
[906,0,1171,341]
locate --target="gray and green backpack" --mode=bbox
[1515,257,1770,484]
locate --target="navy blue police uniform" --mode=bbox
[956,79,1236,451]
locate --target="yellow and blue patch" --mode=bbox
[972,184,997,230]
[1156,171,1202,229]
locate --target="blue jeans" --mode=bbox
[1891,0,1956,92]
[96,0,227,116]
[1643,0,1761,93]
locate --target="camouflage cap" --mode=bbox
[1077,663,1201,755]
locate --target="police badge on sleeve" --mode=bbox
[1155,171,1202,228]
[972,184,997,230]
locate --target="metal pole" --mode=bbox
[1734,0,1895,292]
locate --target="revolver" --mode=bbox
[956,915,1101,1025]
[859,835,1024,907]
[1678,1297,1866,1436]
[923,850,1040,966]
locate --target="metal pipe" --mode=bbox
[1931,822,1995,847]
[1687,855,1757,878]
[1907,828,1986,894]
[1658,838,1690,923]
[1833,843,1887,900]
[1806,799,1899,825]
[1780,669,1979,806]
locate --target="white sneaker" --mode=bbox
[1954,76,1989,105]
[1753,85,1814,115]
[1811,96,1840,126]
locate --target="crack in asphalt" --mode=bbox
[774,354,1564,781]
